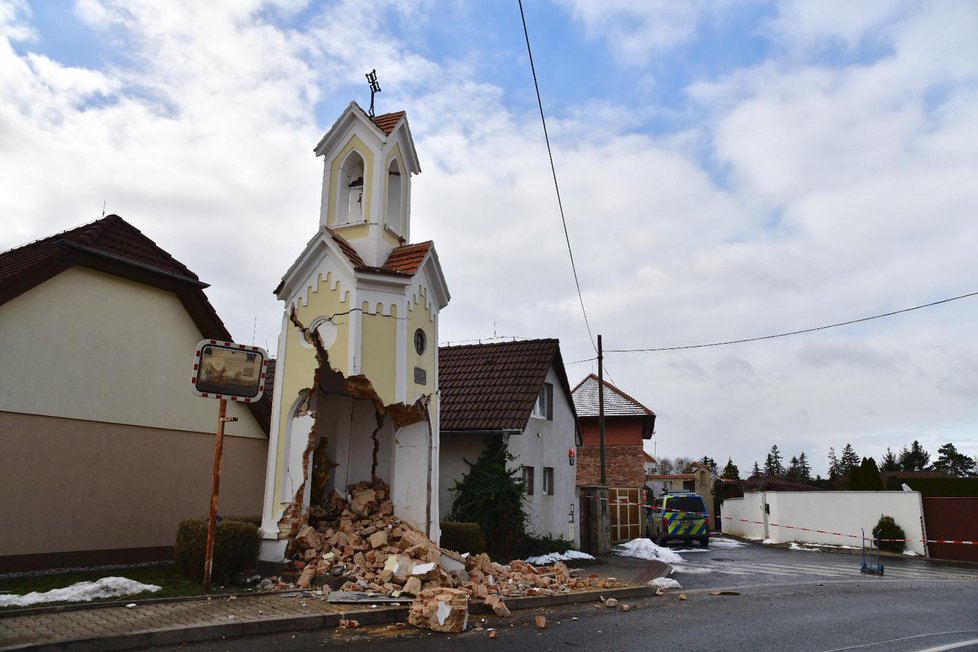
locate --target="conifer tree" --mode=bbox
[764,445,785,477]
[933,443,977,477]
[797,452,812,482]
[839,443,860,478]
[722,458,740,480]
[879,448,900,472]
[898,440,931,471]
[827,447,840,480]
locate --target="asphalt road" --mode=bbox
[154,538,978,651]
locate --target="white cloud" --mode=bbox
[0,0,34,41]
[558,0,716,65]
[2,0,976,474]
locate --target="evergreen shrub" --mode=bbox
[174,517,261,584]
[439,521,486,554]
[872,515,906,553]
[449,434,528,560]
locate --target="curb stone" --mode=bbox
[0,585,661,652]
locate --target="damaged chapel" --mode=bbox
[259,101,451,567]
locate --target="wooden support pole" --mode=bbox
[598,334,606,486]
[203,398,229,593]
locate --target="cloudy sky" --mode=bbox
[3,0,977,475]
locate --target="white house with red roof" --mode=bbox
[260,102,450,564]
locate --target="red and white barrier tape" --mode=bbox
[580,495,975,545]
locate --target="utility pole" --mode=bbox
[598,334,606,485]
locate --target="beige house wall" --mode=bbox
[0,267,265,439]
[0,411,267,560]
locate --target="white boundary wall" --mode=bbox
[722,491,928,556]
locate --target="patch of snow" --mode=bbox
[0,577,161,607]
[671,565,714,575]
[761,539,776,545]
[525,550,595,565]
[648,577,682,589]
[614,539,685,564]
[789,543,818,552]
[672,547,710,553]
[903,550,919,557]
[710,537,746,549]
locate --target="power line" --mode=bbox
[565,356,598,366]
[518,0,597,355]
[606,290,978,353]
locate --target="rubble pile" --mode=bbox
[278,479,622,632]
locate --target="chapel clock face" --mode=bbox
[414,328,426,355]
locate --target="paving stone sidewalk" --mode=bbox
[0,554,668,651]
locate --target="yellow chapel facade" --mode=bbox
[259,102,450,564]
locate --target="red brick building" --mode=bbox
[571,374,655,542]
[572,374,655,487]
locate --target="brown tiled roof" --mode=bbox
[371,111,404,135]
[439,339,576,432]
[0,214,271,434]
[384,241,431,274]
[0,214,198,287]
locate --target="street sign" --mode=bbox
[191,340,268,402]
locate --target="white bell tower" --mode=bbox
[313,102,421,268]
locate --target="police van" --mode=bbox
[646,492,711,547]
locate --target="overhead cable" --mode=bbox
[518,0,597,355]
[606,290,978,353]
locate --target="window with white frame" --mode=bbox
[522,465,535,496]
[531,382,553,420]
[543,467,555,496]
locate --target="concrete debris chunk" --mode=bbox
[604,598,619,608]
[408,588,469,633]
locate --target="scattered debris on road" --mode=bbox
[264,478,623,633]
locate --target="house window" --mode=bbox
[531,382,553,420]
[522,466,535,496]
[543,467,555,496]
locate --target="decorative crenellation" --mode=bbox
[408,284,434,323]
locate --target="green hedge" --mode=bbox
[440,521,486,555]
[174,517,261,584]
[519,533,574,558]
[885,476,978,497]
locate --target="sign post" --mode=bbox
[203,398,232,593]
[190,340,268,593]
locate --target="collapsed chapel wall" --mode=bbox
[276,310,435,547]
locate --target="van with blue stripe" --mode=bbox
[646,492,710,548]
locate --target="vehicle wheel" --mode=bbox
[700,537,710,548]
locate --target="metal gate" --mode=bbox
[609,487,642,543]
[922,497,978,563]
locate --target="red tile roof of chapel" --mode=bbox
[323,228,431,277]
[324,227,366,267]
[384,241,432,274]
[371,111,405,135]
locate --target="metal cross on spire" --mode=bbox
[366,69,381,117]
